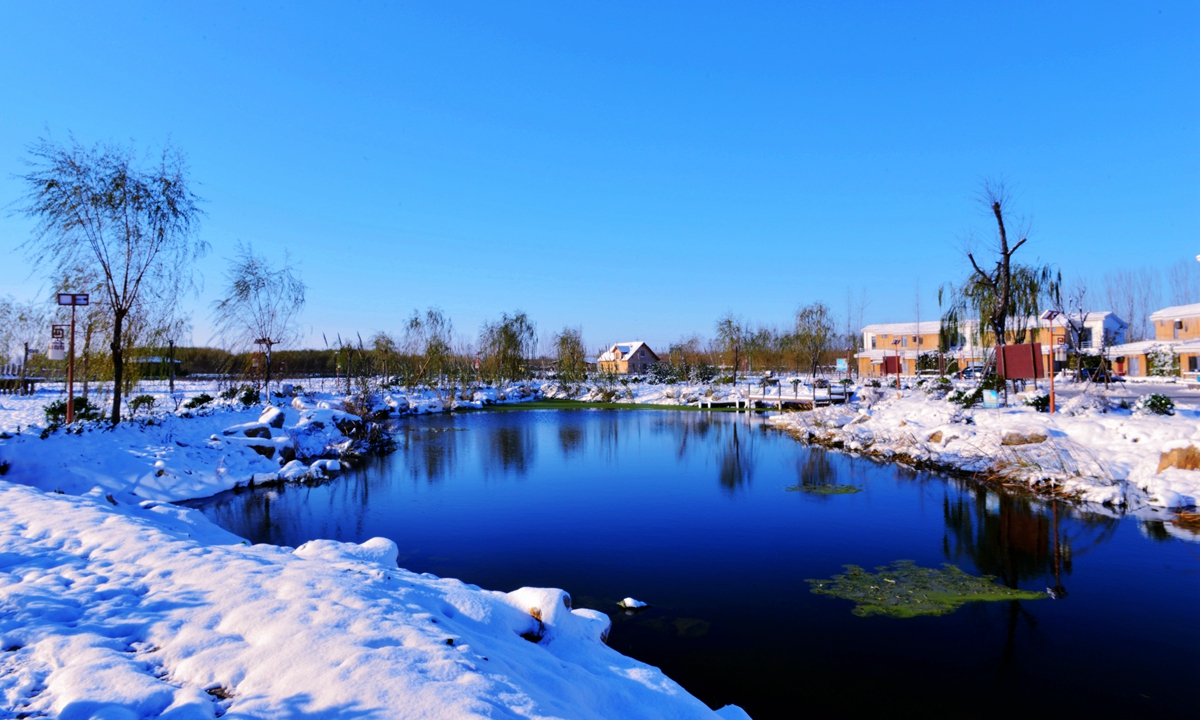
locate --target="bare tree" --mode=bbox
[715,313,746,383]
[1103,267,1161,342]
[941,181,1057,350]
[19,137,206,422]
[212,242,306,398]
[1167,259,1200,306]
[4,300,48,388]
[795,302,835,378]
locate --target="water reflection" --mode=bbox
[942,490,1118,591]
[183,409,1196,718]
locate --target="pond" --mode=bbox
[186,409,1200,718]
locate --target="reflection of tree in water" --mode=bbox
[717,421,756,492]
[558,424,585,457]
[943,486,1119,675]
[488,424,534,476]
[666,413,715,461]
[943,490,1117,589]
[392,426,459,483]
[795,448,838,490]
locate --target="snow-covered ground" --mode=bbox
[766,382,1200,513]
[0,380,749,718]
[0,481,748,719]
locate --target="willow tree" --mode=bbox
[212,243,306,397]
[479,311,536,384]
[552,326,587,394]
[19,137,205,423]
[795,301,836,378]
[940,182,1058,350]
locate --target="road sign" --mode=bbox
[836,358,848,371]
[57,293,89,306]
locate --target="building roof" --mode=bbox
[1149,303,1200,322]
[862,312,1126,336]
[860,322,941,336]
[597,341,658,363]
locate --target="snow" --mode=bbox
[0,379,748,718]
[0,481,746,718]
[766,382,1200,512]
[618,597,648,609]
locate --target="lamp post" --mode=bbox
[56,293,89,424]
[1039,310,1061,404]
[891,338,902,390]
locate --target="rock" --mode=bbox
[1000,431,1048,446]
[260,406,285,428]
[1158,446,1200,473]
[244,426,271,439]
[249,444,275,460]
[928,431,943,444]
[279,444,296,464]
[370,409,390,422]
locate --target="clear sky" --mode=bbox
[1,1,1196,353]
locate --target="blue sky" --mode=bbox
[1,2,1196,352]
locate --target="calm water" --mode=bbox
[187,409,1199,718]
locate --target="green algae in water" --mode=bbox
[807,560,1048,618]
[786,484,862,495]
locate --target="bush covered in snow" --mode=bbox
[43,396,103,425]
[1137,393,1176,416]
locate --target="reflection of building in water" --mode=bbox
[943,489,1117,590]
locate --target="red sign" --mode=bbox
[996,343,1044,379]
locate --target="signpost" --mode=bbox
[57,293,89,424]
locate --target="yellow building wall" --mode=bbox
[1154,317,1200,341]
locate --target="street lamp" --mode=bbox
[1039,310,1061,409]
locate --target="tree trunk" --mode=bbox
[264,344,272,401]
[110,310,125,423]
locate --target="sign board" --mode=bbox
[982,390,1001,409]
[995,343,1044,380]
[47,339,66,361]
[51,325,67,339]
[836,358,848,372]
[57,293,89,306]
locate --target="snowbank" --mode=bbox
[0,481,744,719]
[767,386,1200,511]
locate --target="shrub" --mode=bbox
[219,386,239,400]
[692,363,717,383]
[924,376,953,397]
[129,394,156,415]
[44,396,103,425]
[1137,393,1175,416]
[1024,393,1051,413]
[184,393,214,410]
[949,389,982,408]
[239,387,260,406]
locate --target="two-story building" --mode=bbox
[857,312,1128,377]
[597,342,659,374]
[1109,303,1200,377]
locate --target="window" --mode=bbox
[870,335,877,349]
[902,336,908,348]
[1190,356,1198,373]
[1175,320,1183,340]
[1078,327,1093,348]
